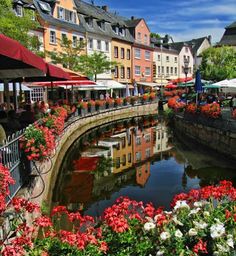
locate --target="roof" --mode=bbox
[168,42,186,53]
[74,0,134,42]
[124,18,142,28]
[226,21,236,29]
[184,37,209,55]
[33,0,85,33]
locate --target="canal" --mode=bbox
[52,115,236,216]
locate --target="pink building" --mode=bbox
[125,18,154,88]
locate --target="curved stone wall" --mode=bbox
[30,103,158,206]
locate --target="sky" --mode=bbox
[84,0,236,44]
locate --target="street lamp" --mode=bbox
[183,57,189,93]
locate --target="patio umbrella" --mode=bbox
[194,69,203,104]
[125,83,130,97]
[133,81,138,96]
[165,84,177,89]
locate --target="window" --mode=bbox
[157,55,161,61]
[120,67,125,79]
[49,30,56,44]
[97,40,101,50]
[15,5,23,17]
[161,66,164,74]
[135,48,141,59]
[61,33,67,42]
[30,87,44,102]
[136,152,142,162]
[174,57,177,63]
[145,51,150,60]
[114,46,118,58]
[72,36,77,48]
[115,157,120,168]
[88,38,93,49]
[105,41,109,52]
[79,37,84,44]
[127,67,131,79]
[187,56,190,62]
[121,48,125,59]
[145,134,151,143]
[127,49,131,60]
[98,21,105,30]
[145,67,151,76]
[119,28,125,36]
[158,66,161,74]
[58,7,64,19]
[166,56,169,62]
[185,46,188,52]
[136,136,141,145]
[135,66,141,76]
[112,26,119,34]
[114,66,119,78]
[175,67,177,75]
[170,67,173,74]
[137,32,141,42]
[85,17,93,27]
[166,66,169,75]
[122,155,126,166]
[145,148,151,158]
[144,34,148,44]
[128,153,132,163]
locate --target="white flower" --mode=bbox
[160,231,171,240]
[203,211,210,217]
[188,207,201,216]
[193,201,203,208]
[193,220,208,229]
[174,200,190,211]
[145,216,154,223]
[175,229,183,238]
[216,243,230,253]
[210,223,225,239]
[226,236,234,248]
[172,216,183,226]
[154,214,162,222]
[164,211,172,215]
[144,222,156,231]
[188,228,198,236]
[156,251,165,256]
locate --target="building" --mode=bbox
[219,21,236,48]
[152,44,179,85]
[169,42,194,79]
[124,17,154,90]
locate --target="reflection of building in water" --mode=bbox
[73,157,100,172]
[81,146,111,158]
[132,127,154,163]
[153,123,172,155]
[136,162,150,186]
[62,172,94,211]
[108,131,133,173]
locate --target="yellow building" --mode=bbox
[111,39,132,84]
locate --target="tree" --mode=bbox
[0,0,41,54]
[150,32,161,39]
[47,37,86,71]
[77,52,117,81]
[200,46,236,81]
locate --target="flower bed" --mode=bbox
[200,103,221,119]
[1,170,235,255]
[168,96,186,112]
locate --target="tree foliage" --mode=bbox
[199,46,236,81]
[150,32,161,39]
[77,52,117,81]
[0,0,41,54]
[47,37,86,71]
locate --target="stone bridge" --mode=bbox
[28,103,159,208]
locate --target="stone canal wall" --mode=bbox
[174,115,236,160]
[28,103,158,207]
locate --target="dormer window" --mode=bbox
[57,6,76,23]
[97,21,105,31]
[112,26,119,35]
[38,1,51,13]
[119,28,125,37]
[15,5,23,17]
[85,17,93,28]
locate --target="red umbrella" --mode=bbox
[165,84,177,89]
[0,33,47,79]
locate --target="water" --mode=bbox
[52,116,236,216]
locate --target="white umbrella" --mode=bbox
[212,79,230,87]
[125,83,130,97]
[133,82,138,96]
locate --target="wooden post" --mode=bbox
[4,80,10,111]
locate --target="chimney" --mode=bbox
[131,16,135,20]
[102,5,108,12]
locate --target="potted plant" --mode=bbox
[77,102,87,115]
[142,94,149,104]
[87,100,95,113]
[130,96,137,106]
[95,100,102,111]
[114,98,123,107]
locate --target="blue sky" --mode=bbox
[85,0,236,43]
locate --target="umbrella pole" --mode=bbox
[66,85,68,102]
[13,82,17,111]
[51,81,54,102]
[4,80,10,111]
[19,82,23,103]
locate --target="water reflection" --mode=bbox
[53,115,236,215]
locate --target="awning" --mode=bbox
[97,80,126,89]
[0,82,31,91]
[0,34,47,79]
[137,82,159,88]
[31,79,97,86]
